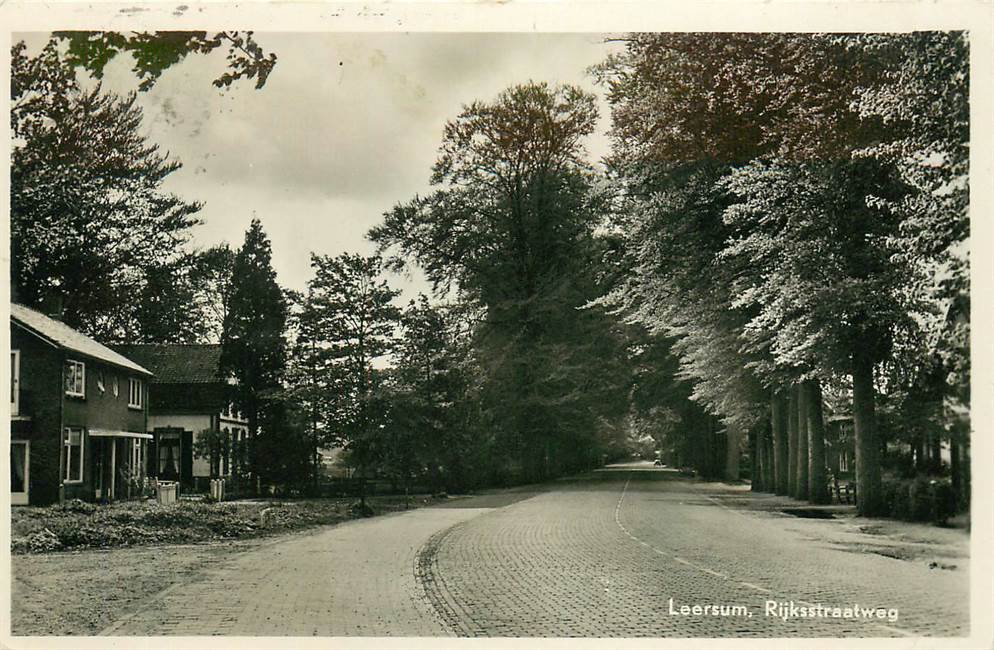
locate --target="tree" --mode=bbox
[286,287,331,489]
[11,41,201,339]
[220,219,289,487]
[188,244,237,343]
[391,296,453,486]
[853,32,970,504]
[371,82,630,482]
[625,328,720,477]
[804,379,830,504]
[299,253,401,476]
[771,391,788,494]
[594,35,806,481]
[51,30,277,91]
[721,157,910,515]
[595,32,968,514]
[127,256,201,343]
[11,28,276,341]
[254,393,315,495]
[371,82,600,297]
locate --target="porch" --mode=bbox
[88,429,153,502]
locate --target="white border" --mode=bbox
[0,3,991,650]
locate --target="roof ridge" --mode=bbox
[10,303,153,376]
[108,341,226,384]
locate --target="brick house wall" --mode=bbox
[11,327,63,505]
[112,344,249,494]
[11,323,150,505]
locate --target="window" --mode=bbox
[10,350,20,416]
[128,378,143,409]
[131,439,143,476]
[65,360,85,397]
[112,376,119,398]
[96,371,105,394]
[158,432,181,479]
[11,440,29,504]
[63,428,84,483]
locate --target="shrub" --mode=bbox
[48,521,99,548]
[882,479,911,521]
[137,504,197,528]
[57,499,96,515]
[12,528,62,553]
[930,480,957,525]
[908,476,934,521]
[349,501,375,518]
[108,509,140,524]
[882,476,957,525]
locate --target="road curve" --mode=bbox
[102,467,969,637]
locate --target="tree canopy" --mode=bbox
[52,30,277,91]
[11,41,201,340]
[594,31,969,514]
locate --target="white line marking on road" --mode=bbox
[674,556,728,579]
[699,567,728,579]
[613,475,918,638]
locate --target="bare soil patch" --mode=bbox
[10,494,449,635]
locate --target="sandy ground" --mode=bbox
[12,539,265,635]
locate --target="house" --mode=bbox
[825,414,855,477]
[111,344,250,493]
[10,303,153,505]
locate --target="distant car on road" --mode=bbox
[653,459,665,467]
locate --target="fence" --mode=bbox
[316,478,438,498]
[184,475,441,500]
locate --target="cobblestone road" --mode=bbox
[102,466,969,637]
[102,506,491,636]
[423,469,968,637]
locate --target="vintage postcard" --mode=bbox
[1,2,991,649]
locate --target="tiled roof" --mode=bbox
[10,303,153,376]
[111,344,226,384]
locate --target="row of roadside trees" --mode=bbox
[593,32,970,516]
[10,32,971,515]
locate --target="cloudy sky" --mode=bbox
[26,32,621,299]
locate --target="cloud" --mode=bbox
[100,32,620,294]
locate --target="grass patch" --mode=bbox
[12,494,444,554]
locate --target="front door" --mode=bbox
[10,440,29,505]
[157,431,181,481]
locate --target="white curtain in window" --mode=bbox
[11,443,26,492]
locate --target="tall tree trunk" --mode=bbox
[725,421,742,482]
[752,425,765,491]
[766,433,775,490]
[914,431,926,472]
[805,379,830,504]
[796,384,809,501]
[959,419,971,511]
[787,385,799,498]
[929,430,942,473]
[852,346,883,516]
[772,391,788,495]
[949,425,961,509]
